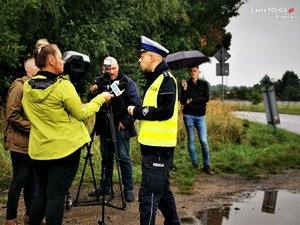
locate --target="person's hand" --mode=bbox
[186,98,192,104]
[181,80,187,90]
[118,122,125,131]
[100,92,114,102]
[89,84,98,94]
[127,106,135,116]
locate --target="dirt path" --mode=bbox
[1,169,299,225]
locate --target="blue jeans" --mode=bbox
[100,129,133,194]
[183,114,210,166]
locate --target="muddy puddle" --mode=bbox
[197,189,300,225]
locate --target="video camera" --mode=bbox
[102,57,113,83]
[94,57,116,88]
[63,51,90,96]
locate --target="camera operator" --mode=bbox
[21,43,113,225]
[88,56,141,203]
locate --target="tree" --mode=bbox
[276,71,300,101]
[0,0,245,104]
[259,74,275,87]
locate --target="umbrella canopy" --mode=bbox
[164,50,210,70]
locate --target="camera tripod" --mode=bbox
[98,100,126,225]
[64,100,126,224]
[64,126,102,211]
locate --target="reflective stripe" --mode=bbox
[139,73,178,147]
[148,193,154,225]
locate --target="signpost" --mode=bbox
[213,47,231,100]
[261,86,280,131]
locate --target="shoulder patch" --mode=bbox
[142,107,149,116]
[162,71,170,77]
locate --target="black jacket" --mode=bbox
[180,79,209,116]
[88,69,141,137]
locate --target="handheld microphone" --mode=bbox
[110,81,124,96]
[110,76,128,96]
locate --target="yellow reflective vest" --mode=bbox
[138,73,178,147]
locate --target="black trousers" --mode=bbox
[29,149,81,225]
[6,151,36,220]
[139,145,180,225]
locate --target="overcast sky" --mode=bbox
[200,0,300,87]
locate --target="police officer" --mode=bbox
[128,36,180,225]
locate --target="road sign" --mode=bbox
[261,86,280,126]
[216,63,229,76]
[214,47,231,62]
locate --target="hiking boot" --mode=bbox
[88,186,114,197]
[192,163,199,169]
[203,165,214,175]
[124,192,134,203]
[5,219,21,225]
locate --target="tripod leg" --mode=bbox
[107,105,126,209]
[89,152,100,201]
[73,146,89,205]
[99,155,107,224]
[113,144,126,208]
[74,143,100,206]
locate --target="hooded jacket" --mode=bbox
[22,71,106,160]
[4,76,31,154]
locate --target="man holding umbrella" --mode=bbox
[180,65,213,175]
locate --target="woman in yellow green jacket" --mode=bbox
[22,43,113,225]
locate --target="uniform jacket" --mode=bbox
[133,61,177,152]
[4,76,31,154]
[180,79,209,116]
[22,71,106,160]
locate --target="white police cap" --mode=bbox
[140,36,169,57]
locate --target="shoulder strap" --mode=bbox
[162,70,170,77]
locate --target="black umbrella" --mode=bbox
[164,50,210,70]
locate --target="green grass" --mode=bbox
[170,121,300,193]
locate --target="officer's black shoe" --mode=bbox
[124,192,134,203]
[88,186,114,197]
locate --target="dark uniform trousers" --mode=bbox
[139,148,180,225]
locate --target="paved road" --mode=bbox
[233,111,300,135]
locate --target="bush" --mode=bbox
[0,107,12,191]
[206,101,244,147]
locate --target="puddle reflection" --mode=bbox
[197,190,300,225]
[261,189,277,214]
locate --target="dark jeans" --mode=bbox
[29,149,81,225]
[139,146,180,225]
[100,130,133,194]
[6,151,36,220]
